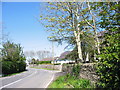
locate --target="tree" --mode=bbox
[40,2,96,62]
[97,2,120,88]
[65,31,95,62]
[84,2,101,55]
[1,41,26,75]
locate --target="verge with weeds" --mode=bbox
[49,74,95,88]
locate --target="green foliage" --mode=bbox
[31,58,51,65]
[65,31,95,62]
[40,2,96,62]
[31,58,36,64]
[40,2,120,89]
[49,74,94,88]
[72,64,81,78]
[38,61,51,64]
[67,77,92,88]
[96,2,120,89]
[17,60,26,72]
[1,41,26,75]
[53,63,61,65]
[2,61,15,74]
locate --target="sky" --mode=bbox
[2,2,68,57]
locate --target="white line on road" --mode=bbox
[0,69,37,89]
[45,72,55,88]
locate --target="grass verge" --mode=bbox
[48,74,95,88]
[31,67,58,71]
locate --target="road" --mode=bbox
[0,68,59,89]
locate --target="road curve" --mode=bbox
[0,68,59,89]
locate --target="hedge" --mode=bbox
[38,61,51,64]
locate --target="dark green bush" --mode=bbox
[2,61,15,75]
[2,61,26,75]
[18,61,26,72]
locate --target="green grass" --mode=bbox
[48,74,95,88]
[31,67,58,71]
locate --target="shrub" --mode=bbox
[38,61,51,64]
[2,61,14,75]
[53,63,61,65]
[17,61,26,72]
[1,41,26,75]
[96,2,120,89]
[72,64,81,78]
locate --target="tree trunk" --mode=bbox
[94,51,96,61]
[85,52,89,62]
[72,4,83,63]
[87,2,101,54]
[74,30,83,62]
[96,36,100,54]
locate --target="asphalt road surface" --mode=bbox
[0,68,59,89]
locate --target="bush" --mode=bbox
[2,61,26,76]
[72,64,81,78]
[1,41,26,75]
[2,61,21,75]
[53,63,61,65]
[2,61,14,75]
[17,61,26,72]
[96,2,120,89]
[38,61,51,64]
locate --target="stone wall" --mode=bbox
[62,63,99,83]
[79,63,99,83]
[62,64,74,74]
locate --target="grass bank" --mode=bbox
[48,74,95,88]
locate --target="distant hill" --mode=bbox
[59,51,71,59]
[40,51,71,61]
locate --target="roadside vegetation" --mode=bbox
[30,67,57,71]
[31,59,51,65]
[49,63,95,88]
[1,41,26,76]
[40,2,120,89]
[1,2,119,89]
[49,74,94,88]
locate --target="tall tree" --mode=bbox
[40,2,94,62]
